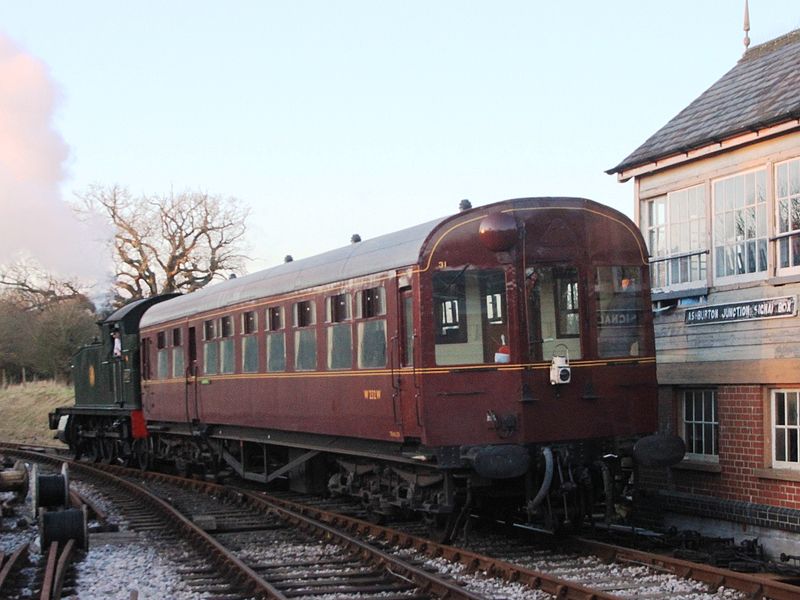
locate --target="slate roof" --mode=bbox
[608,28,800,175]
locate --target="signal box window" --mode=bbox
[773,390,800,469]
[242,311,259,373]
[266,306,285,372]
[172,328,184,378]
[327,293,352,370]
[220,316,234,374]
[596,266,646,358]
[713,169,767,282]
[357,287,386,368]
[157,331,169,379]
[434,269,509,365]
[526,266,581,361]
[776,158,800,274]
[682,390,718,460]
[641,185,707,292]
[294,300,317,371]
[203,319,219,375]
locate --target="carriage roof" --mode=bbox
[140,216,445,327]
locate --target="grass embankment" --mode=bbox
[0,381,71,446]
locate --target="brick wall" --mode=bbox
[643,384,800,512]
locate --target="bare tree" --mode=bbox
[0,267,97,384]
[76,185,249,302]
[30,298,97,382]
[0,260,89,311]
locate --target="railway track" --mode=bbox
[4,443,800,599]
[2,446,515,598]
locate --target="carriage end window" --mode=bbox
[434,268,508,366]
[596,266,646,358]
[526,265,581,361]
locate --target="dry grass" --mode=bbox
[0,381,71,447]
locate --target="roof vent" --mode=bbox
[284,255,294,263]
[351,234,361,243]
[459,199,472,211]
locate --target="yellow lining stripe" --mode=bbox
[144,356,656,385]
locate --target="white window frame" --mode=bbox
[712,168,768,285]
[681,389,719,462]
[775,157,800,276]
[641,184,707,293]
[772,389,800,470]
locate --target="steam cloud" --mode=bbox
[0,33,107,281]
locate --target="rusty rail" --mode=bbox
[0,543,29,596]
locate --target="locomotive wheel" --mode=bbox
[99,438,116,464]
[133,439,152,471]
[88,439,102,463]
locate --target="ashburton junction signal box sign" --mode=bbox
[685,295,797,325]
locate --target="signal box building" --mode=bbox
[608,28,800,554]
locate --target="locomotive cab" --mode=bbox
[49,295,177,460]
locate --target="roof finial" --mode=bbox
[743,0,751,51]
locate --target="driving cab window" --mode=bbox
[526,265,582,361]
[596,266,646,358]
[433,268,508,366]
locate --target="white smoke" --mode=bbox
[0,33,108,281]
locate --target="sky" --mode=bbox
[0,1,798,283]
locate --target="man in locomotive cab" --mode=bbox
[111,325,122,358]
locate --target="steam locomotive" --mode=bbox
[50,197,683,536]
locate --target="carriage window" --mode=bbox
[294,300,317,370]
[157,331,169,379]
[596,266,646,358]
[327,293,352,369]
[555,270,580,338]
[358,287,386,318]
[526,266,581,361]
[266,306,285,372]
[268,306,283,331]
[356,286,386,368]
[243,311,257,334]
[434,268,508,365]
[267,332,286,372]
[295,300,315,327]
[220,316,234,373]
[203,319,219,375]
[327,293,351,322]
[172,327,184,378]
[242,311,259,373]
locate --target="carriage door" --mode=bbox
[187,326,199,423]
[394,284,421,435]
